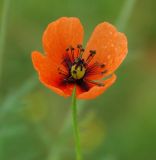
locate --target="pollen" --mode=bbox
[71,64,86,80]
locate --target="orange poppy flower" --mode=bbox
[32,17,128,99]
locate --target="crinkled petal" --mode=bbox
[32,51,74,97]
[42,17,84,64]
[83,22,127,80]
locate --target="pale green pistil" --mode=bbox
[71,64,86,80]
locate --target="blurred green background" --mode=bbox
[0,0,156,160]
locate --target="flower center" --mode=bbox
[58,44,107,86]
[71,62,86,80]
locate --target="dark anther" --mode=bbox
[86,50,96,64]
[76,45,85,59]
[77,44,82,48]
[100,64,105,68]
[89,50,96,55]
[80,48,85,52]
[94,62,105,68]
[101,70,107,74]
[66,48,69,51]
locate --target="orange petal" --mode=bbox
[42,17,84,63]
[32,51,55,83]
[32,51,74,97]
[83,22,128,79]
[77,74,116,99]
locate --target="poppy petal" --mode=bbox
[42,17,84,64]
[32,51,74,97]
[77,74,116,99]
[32,51,55,83]
[83,22,127,79]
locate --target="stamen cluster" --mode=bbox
[58,44,107,88]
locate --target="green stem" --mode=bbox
[71,87,82,160]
